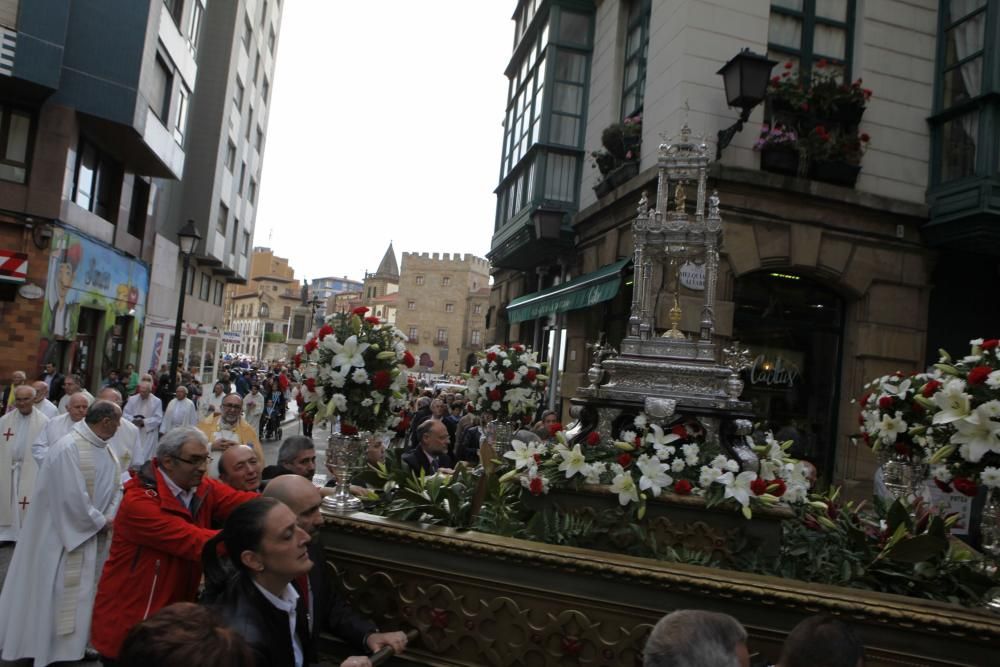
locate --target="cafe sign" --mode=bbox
[748,354,800,387]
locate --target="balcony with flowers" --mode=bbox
[757,59,873,188]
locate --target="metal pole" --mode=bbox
[168,253,191,394]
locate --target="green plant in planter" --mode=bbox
[590,113,642,178]
[808,58,872,121]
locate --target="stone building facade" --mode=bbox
[486,0,1000,493]
[222,246,300,361]
[395,253,491,376]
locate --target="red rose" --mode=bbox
[471,366,479,376]
[952,477,978,497]
[487,389,502,402]
[860,133,870,142]
[486,352,497,363]
[532,453,542,464]
[922,380,942,397]
[671,424,687,439]
[770,76,780,84]
[304,377,316,392]
[373,370,392,390]
[617,453,632,467]
[968,366,991,385]
[513,344,524,352]
[784,61,793,69]
[304,338,318,353]
[750,478,769,496]
[340,423,358,436]
[878,396,894,410]
[585,431,600,447]
[548,423,563,437]
[769,478,787,497]
[318,324,334,341]
[529,477,545,495]
[352,306,369,316]
[859,392,871,406]
[402,351,415,368]
[525,369,537,382]
[293,353,302,367]
[673,479,693,495]
[634,435,642,446]
[893,441,912,458]
[364,316,380,325]
[933,477,953,493]
[982,339,999,350]
[504,370,516,382]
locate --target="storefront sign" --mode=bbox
[17,283,43,299]
[679,262,705,291]
[0,249,27,283]
[222,331,242,344]
[748,355,800,387]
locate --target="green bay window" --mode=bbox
[767,0,856,81]
[621,0,651,119]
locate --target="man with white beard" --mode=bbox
[31,381,58,419]
[57,374,94,414]
[0,400,123,665]
[123,381,162,465]
[160,385,198,433]
[0,385,49,543]
[98,387,141,482]
[32,392,89,468]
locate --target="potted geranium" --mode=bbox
[808,59,872,124]
[753,123,799,176]
[767,61,808,114]
[804,124,870,187]
[591,114,642,196]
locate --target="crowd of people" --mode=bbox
[0,365,869,666]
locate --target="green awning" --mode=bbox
[506,258,631,324]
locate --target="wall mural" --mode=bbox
[38,226,149,376]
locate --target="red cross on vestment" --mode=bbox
[18,497,28,510]
[2,428,13,441]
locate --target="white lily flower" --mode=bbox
[557,443,589,479]
[504,439,545,470]
[716,470,757,507]
[877,412,907,444]
[330,334,369,372]
[645,423,680,458]
[609,471,639,505]
[981,467,1000,489]
[932,380,971,424]
[636,454,673,496]
[952,405,1000,463]
[330,393,348,412]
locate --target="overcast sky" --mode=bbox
[254,1,516,284]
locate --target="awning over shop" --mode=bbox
[506,258,631,324]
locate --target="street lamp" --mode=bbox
[715,48,777,159]
[169,220,202,394]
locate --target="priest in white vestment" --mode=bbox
[97,387,141,483]
[31,381,59,419]
[198,381,226,419]
[56,374,94,414]
[123,381,162,465]
[0,386,49,542]
[160,385,198,433]
[32,392,89,468]
[0,400,123,665]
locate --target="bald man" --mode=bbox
[30,382,58,419]
[32,393,89,468]
[218,444,261,492]
[264,475,406,660]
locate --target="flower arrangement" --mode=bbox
[919,338,1000,492]
[590,113,642,177]
[294,306,414,434]
[855,371,934,461]
[768,61,808,111]
[501,413,811,519]
[808,59,872,118]
[753,123,798,151]
[464,344,547,421]
[804,125,870,165]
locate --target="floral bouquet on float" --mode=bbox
[855,371,935,462]
[464,344,547,423]
[294,306,414,435]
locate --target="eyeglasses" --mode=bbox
[173,454,213,467]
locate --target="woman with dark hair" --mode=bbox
[202,497,314,667]
[202,498,375,667]
[119,602,254,667]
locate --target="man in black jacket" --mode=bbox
[262,475,407,659]
[39,363,65,406]
[401,420,454,476]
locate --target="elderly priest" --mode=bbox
[0,385,48,542]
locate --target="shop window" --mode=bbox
[732,271,844,483]
[621,0,651,119]
[73,137,122,222]
[0,105,32,184]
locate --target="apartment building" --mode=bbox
[221,246,300,361]
[0,0,198,390]
[486,0,1000,492]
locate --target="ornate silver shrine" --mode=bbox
[570,124,756,467]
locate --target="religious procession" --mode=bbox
[2,2,1000,667]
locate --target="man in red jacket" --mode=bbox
[90,425,258,662]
